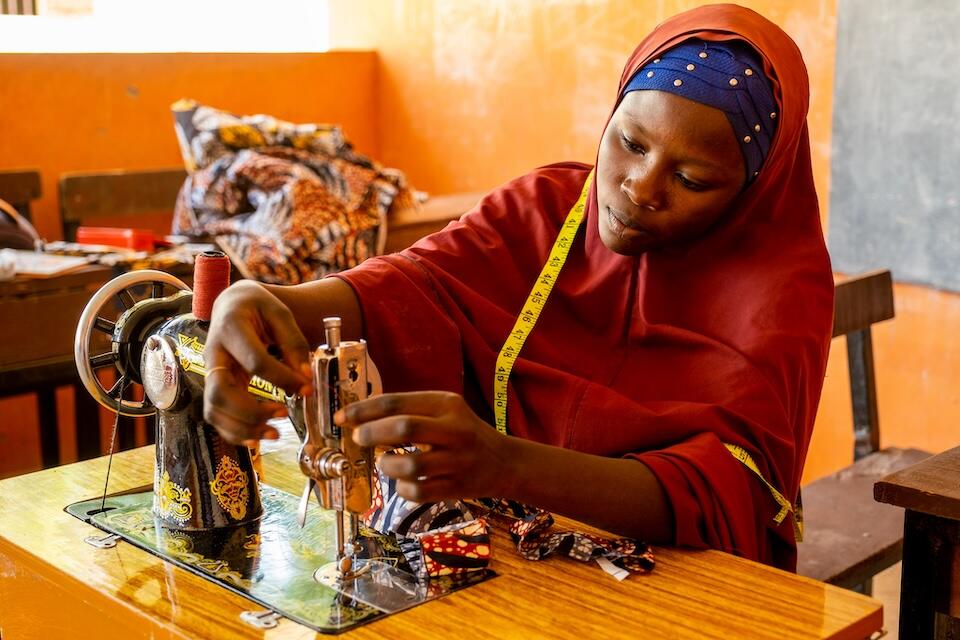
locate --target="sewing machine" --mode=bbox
[68,254,484,631]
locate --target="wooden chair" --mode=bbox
[0,169,105,467]
[797,269,931,593]
[59,168,187,241]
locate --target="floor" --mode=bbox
[873,562,902,639]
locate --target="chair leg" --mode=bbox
[850,578,874,597]
[899,510,959,640]
[36,386,60,468]
[74,381,102,460]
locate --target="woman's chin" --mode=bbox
[598,220,653,256]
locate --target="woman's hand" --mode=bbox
[203,280,312,444]
[336,391,516,502]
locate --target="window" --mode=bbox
[0,0,329,52]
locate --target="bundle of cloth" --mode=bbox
[171,99,422,284]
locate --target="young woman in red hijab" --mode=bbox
[203,4,833,570]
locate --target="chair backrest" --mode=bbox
[832,270,895,461]
[0,169,42,221]
[59,168,187,241]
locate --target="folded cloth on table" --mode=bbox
[171,99,422,284]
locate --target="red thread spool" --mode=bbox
[192,251,231,322]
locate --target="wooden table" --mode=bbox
[0,428,883,639]
[875,445,960,639]
[0,265,114,465]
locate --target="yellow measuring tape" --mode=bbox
[493,170,593,434]
[724,443,804,541]
[492,170,803,542]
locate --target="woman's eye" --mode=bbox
[676,173,704,191]
[620,132,644,154]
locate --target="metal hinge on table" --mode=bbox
[84,533,120,549]
[240,610,282,629]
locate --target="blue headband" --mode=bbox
[623,40,778,181]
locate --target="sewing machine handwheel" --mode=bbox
[75,269,191,417]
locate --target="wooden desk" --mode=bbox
[0,266,114,464]
[875,445,960,639]
[0,430,882,639]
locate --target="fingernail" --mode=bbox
[333,409,346,425]
[352,428,364,445]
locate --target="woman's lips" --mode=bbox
[606,206,651,239]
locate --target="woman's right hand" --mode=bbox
[203,280,312,444]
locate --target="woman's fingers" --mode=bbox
[213,314,308,395]
[203,350,282,443]
[377,450,463,481]
[351,415,463,449]
[205,408,280,445]
[261,302,312,391]
[395,477,460,503]
[337,391,461,426]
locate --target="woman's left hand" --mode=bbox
[334,391,515,502]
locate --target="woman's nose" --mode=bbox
[621,168,664,211]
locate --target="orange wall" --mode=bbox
[4,4,959,484]
[0,51,379,478]
[327,0,960,483]
[0,51,379,240]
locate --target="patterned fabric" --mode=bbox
[363,449,475,536]
[398,519,492,579]
[170,100,422,284]
[362,453,654,579]
[476,497,656,574]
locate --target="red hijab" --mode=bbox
[337,4,833,569]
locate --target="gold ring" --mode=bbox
[205,365,231,378]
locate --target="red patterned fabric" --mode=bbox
[336,4,832,569]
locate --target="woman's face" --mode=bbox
[596,89,747,255]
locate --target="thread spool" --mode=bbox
[192,251,231,322]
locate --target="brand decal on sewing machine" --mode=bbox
[155,469,194,524]
[174,333,289,403]
[176,334,207,374]
[209,455,250,521]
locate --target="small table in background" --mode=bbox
[0,265,113,465]
[875,445,960,639]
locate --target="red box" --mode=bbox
[75,227,156,251]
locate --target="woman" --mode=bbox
[203,4,833,570]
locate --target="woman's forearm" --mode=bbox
[261,277,363,346]
[499,436,675,543]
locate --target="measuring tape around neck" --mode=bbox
[492,170,593,434]
[490,169,803,541]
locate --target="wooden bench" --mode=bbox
[797,269,931,593]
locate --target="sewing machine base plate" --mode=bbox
[65,485,495,634]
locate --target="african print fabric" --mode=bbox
[170,100,421,284]
[363,455,655,580]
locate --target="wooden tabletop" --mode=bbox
[875,445,960,520]
[0,428,883,639]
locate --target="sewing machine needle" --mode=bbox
[297,478,315,528]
